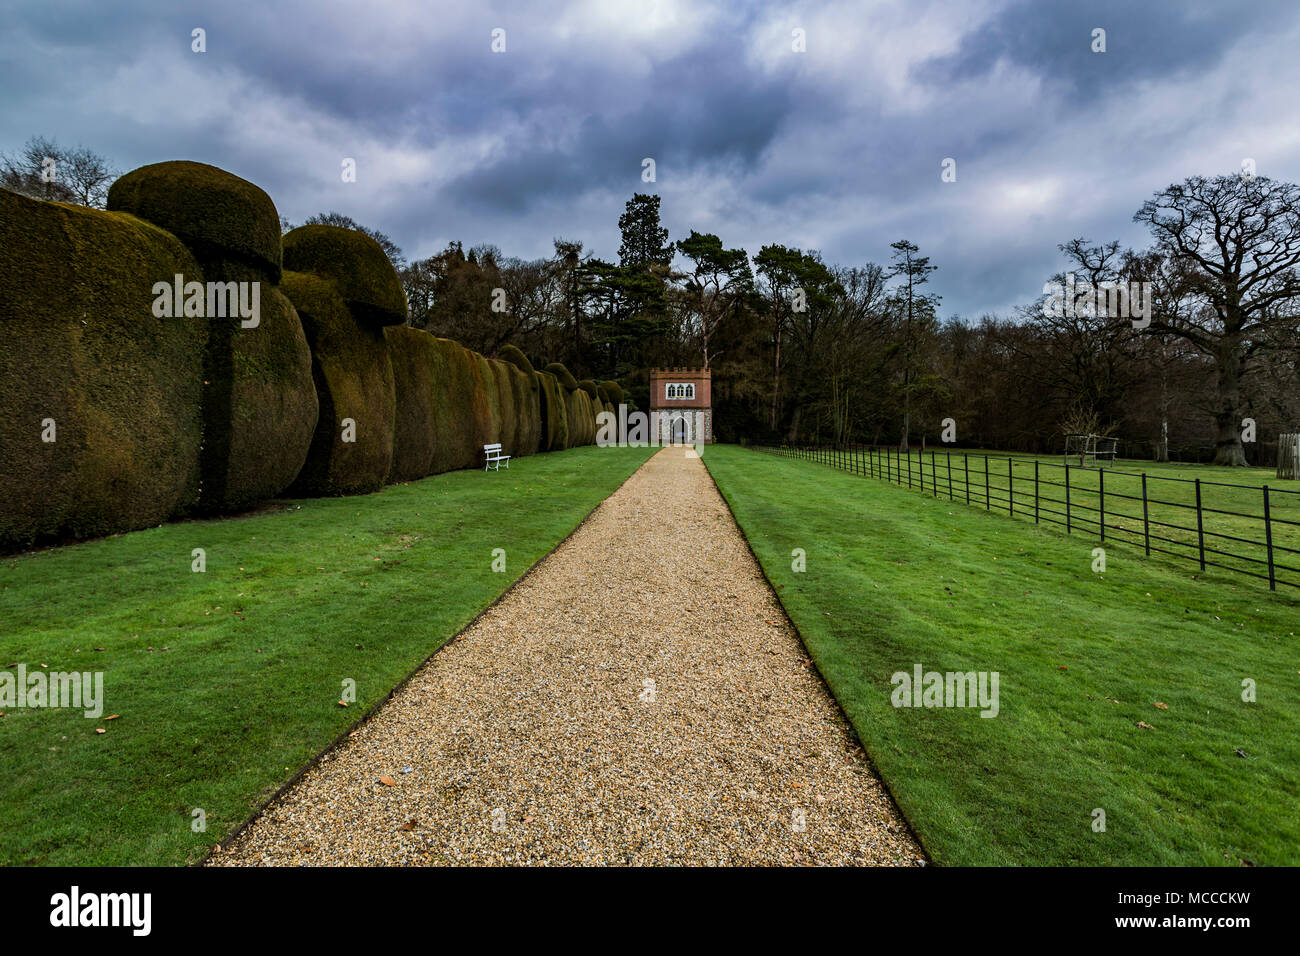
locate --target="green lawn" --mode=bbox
[704,444,1300,866]
[0,446,653,866]
[794,446,1300,592]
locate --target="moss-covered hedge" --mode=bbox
[544,362,579,391]
[498,344,534,376]
[207,281,318,510]
[282,271,395,496]
[0,189,206,551]
[426,337,493,473]
[564,387,597,447]
[108,160,283,280]
[384,326,438,482]
[498,359,540,456]
[535,370,569,452]
[109,162,317,512]
[283,225,407,326]
[599,380,625,407]
[577,379,601,401]
[478,353,507,453]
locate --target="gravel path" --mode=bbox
[210,446,924,866]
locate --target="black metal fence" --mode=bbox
[755,444,1300,593]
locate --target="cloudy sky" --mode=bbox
[5,0,1299,316]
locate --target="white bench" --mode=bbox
[483,443,511,471]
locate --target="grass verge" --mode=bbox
[704,444,1299,865]
[0,446,653,865]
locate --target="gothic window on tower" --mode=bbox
[665,383,694,400]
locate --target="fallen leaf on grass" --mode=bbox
[95,728,106,734]
[1153,702,1168,710]
[1136,721,1155,730]
[103,714,120,720]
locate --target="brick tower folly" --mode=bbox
[648,367,712,444]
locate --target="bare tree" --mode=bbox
[1134,174,1300,465]
[1,136,118,207]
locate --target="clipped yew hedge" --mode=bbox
[478,353,508,453]
[281,270,395,496]
[385,326,438,482]
[544,362,579,391]
[0,189,205,551]
[510,362,542,455]
[211,283,318,510]
[1,161,609,552]
[107,160,283,280]
[599,381,625,407]
[535,370,569,452]
[108,160,317,513]
[498,344,534,376]
[283,225,406,326]
[427,337,492,473]
[564,387,597,447]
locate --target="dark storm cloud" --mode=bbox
[915,0,1290,101]
[4,0,1300,317]
[447,48,799,213]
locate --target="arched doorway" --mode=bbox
[671,416,688,445]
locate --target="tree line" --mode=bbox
[390,176,1300,466]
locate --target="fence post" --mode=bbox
[1194,478,1206,571]
[1141,473,1150,557]
[1099,469,1106,542]
[984,456,990,510]
[1034,460,1040,523]
[1008,458,1014,516]
[964,454,970,504]
[1065,463,1071,533]
[947,452,954,500]
[908,446,913,488]
[931,450,938,496]
[1264,486,1276,591]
